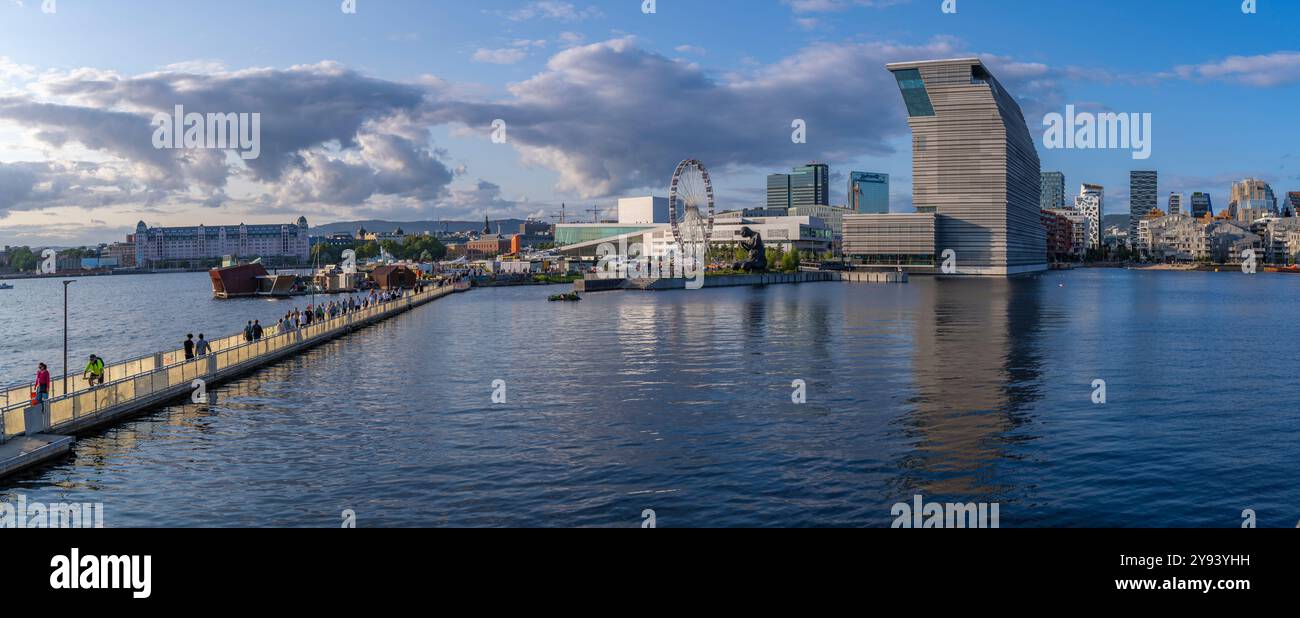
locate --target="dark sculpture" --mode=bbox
[733,226,767,272]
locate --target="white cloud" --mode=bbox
[782,0,910,13]
[502,1,602,22]
[1168,52,1300,87]
[0,62,455,222]
[473,48,529,65]
[429,37,975,198]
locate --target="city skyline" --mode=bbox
[3,0,1300,248]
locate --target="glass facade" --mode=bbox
[1191,192,1213,219]
[555,226,656,247]
[768,164,830,210]
[766,174,792,210]
[1040,171,1065,210]
[892,68,935,118]
[790,164,830,208]
[849,171,890,214]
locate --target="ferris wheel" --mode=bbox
[668,159,715,263]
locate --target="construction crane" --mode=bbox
[549,203,568,225]
[585,205,604,223]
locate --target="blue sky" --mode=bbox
[2,0,1300,245]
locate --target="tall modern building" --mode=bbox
[1129,171,1158,244]
[1040,171,1066,210]
[849,171,890,213]
[1191,192,1213,219]
[887,58,1046,275]
[766,174,792,210]
[768,163,830,210]
[791,163,830,207]
[1078,183,1104,251]
[1228,178,1277,222]
[135,217,310,267]
[1168,193,1183,216]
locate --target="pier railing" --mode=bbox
[1,281,469,443]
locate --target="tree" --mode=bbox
[7,246,37,271]
[401,235,446,261]
[354,241,380,260]
[311,242,352,265]
[782,249,801,272]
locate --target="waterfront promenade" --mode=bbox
[575,270,908,292]
[0,281,471,479]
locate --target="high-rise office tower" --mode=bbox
[1129,171,1158,243]
[1040,171,1066,210]
[849,171,890,213]
[768,164,830,210]
[1168,193,1183,216]
[767,174,792,210]
[790,163,830,208]
[888,58,1046,275]
[1190,192,1213,219]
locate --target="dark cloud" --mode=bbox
[428,37,973,198]
[1,62,456,217]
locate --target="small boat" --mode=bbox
[0,283,13,290]
[548,292,582,302]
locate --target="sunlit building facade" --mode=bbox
[887,58,1046,275]
[135,217,310,267]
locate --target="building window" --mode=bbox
[892,68,935,118]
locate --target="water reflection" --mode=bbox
[898,277,1045,499]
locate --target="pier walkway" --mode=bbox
[0,281,471,480]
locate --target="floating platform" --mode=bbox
[0,434,74,478]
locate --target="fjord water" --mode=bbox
[2,270,1297,527]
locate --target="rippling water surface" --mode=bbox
[3,270,1298,527]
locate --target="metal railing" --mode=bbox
[1,282,468,443]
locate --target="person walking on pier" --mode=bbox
[84,354,105,387]
[184,334,195,360]
[252,320,263,341]
[195,334,210,357]
[34,362,50,403]
[244,321,255,343]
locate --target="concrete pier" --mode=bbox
[0,282,471,481]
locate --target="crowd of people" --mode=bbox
[27,279,460,407]
[272,287,415,333]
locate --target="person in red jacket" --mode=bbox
[34,362,51,403]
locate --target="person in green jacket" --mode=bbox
[84,354,105,386]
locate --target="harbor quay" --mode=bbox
[574,270,907,292]
[0,281,471,480]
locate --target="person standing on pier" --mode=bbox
[34,362,50,403]
[252,320,263,341]
[184,334,195,360]
[84,354,105,387]
[244,321,254,343]
[195,334,210,357]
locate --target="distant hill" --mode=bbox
[310,219,530,237]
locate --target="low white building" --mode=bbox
[555,196,833,260]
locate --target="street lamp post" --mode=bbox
[63,280,75,395]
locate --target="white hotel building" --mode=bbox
[134,217,311,268]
